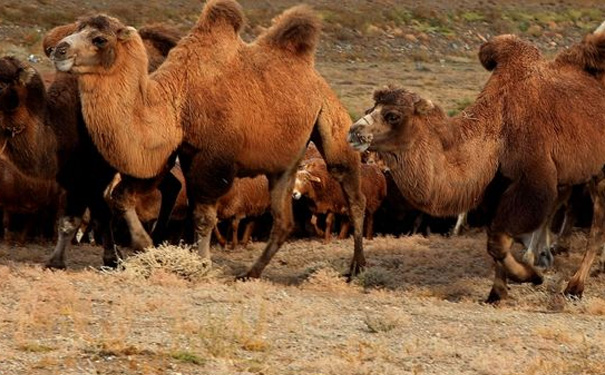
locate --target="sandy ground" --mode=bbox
[1,231,604,375]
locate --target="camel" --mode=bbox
[0,24,182,269]
[50,0,366,278]
[348,32,605,302]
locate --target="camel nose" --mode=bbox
[292,191,302,200]
[53,42,70,58]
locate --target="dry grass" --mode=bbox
[2,230,604,374]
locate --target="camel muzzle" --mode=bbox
[347,125,372,152]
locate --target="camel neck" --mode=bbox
[1,113,58,179]
[381,101,501,216]
[76,37,183,179]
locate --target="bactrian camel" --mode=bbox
[50,0,365,278]
[0,24,182,269]
[348,32,605,302]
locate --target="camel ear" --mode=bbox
[309,175,322,183]
[117,26,137,41]
[414,98,434,115]
[17,66,36,85]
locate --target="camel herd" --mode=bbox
[1,0,605,303]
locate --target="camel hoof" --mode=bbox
[44,262,66,270]
[236,270,260,281]
[485,286,507,304]
[103,258,119,269]
[564,283,584,299]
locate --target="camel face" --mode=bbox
[348,88,434,153]
[51,15,134,74]
[293,169,321,200]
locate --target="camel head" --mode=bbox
[293,159,323,200]
[51,14,139,74]
[348,86,435,153]
[43,23,78,58]
[0,57,41,132]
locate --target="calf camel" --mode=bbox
[348,33,605,302]
[50,0,365,278]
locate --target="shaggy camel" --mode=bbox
[0,25,181,269]
[51,0,365,278]
[348,33,605,302]
[0,159,63,244]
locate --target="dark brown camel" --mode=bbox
[348,33,605,302]
[50,0,366,278]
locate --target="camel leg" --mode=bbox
[241,221,255,247]
[110,176,154,252]
[564,178,605,297]
[151,170,182,245]
[338,219,350,239]
[192,203,218,260]
[324,212,334,244]
[451,212,467,236]
[364,214,374,240]
[46,190,89,269]
[213,225,227,248]
[230,217,241,250]
[412,213,424,235]
[310,214,324,237]
[243,170,297,279]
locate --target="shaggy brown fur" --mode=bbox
[214,176,271,249]
[348,34,605,302]
[294,158,387,241]
[0,159,63,243]
[50,0,365,278]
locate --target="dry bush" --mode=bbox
[113,243,212,281]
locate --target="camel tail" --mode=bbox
[261,5,321,57]
[197,0,245,34]
[139,24,183,57]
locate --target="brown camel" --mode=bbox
[348,33,605,302]
[50,0,366,278]
[0,24,182,269]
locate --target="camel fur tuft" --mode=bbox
[196,0,245,34]
[259,5,321,56]
[479,34,543,72]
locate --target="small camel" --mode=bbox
[348,32,605,302]
[50,0,365,278]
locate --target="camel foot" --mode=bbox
[44,261,66,270]
[485,284,508,304]
[564,283,584,299]
[103,257,119,269]
[236,270,261,281]
[345,261,366,282]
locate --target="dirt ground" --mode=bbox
[2,0,605,374]
[1,232,604,375]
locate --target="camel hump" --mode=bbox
[139,24,183,57]
[582,31,605,71]
[259,5,321,56]
[479,34,541,71]
[198,0,245,34]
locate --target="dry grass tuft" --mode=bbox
[354,266,398,290]
[114,243,213,281]
[302,267,353,293]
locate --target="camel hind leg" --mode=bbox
[565,177,605,297]
[311,102,366,278]
[243,168,298,278]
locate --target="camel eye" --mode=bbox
[45,46,55,55]
[384,112,401,124]
[92,36,108,48]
